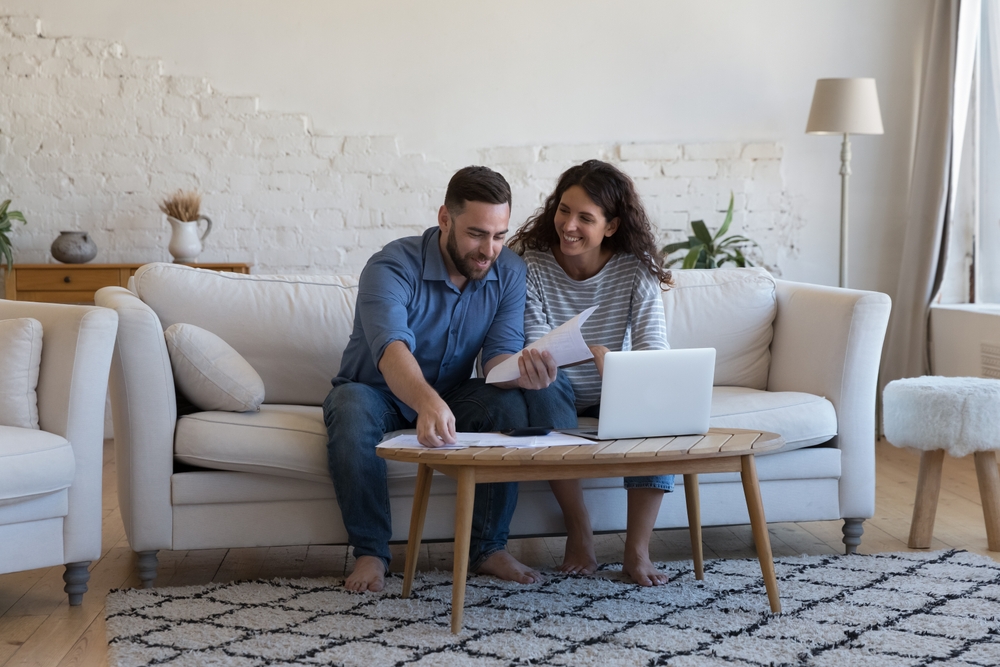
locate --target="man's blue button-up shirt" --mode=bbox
[335,227,527,421]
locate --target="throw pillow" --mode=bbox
[661,267,777,389]
[164,323,265,412]
[0,317,43,429]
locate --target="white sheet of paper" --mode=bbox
[376,432,595,450]
[485,305,598,384]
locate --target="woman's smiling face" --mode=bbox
[553,185,619,260]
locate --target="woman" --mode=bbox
[509,159,674,586]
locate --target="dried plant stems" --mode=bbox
[159,190,201,222]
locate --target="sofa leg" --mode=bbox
[63,562,91,605]
[842,518,865,554]
[136,550,159,588]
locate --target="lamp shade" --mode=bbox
[806,78,884,135]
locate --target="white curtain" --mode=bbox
[882,0,979,385]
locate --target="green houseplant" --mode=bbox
[0,199,27,270]
[662,193,760,269]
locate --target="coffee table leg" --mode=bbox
[451,466,476,634]
[402,463,434,598]
[740,454,781,613]
[683,473,704,580]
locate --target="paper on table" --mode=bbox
[485,305,598,384]
[376,432,594,450]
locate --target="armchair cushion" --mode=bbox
[662,268,776,389]
[0,425,74,502]
[165,323,265,412]
[0,317,43,429]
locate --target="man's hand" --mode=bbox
[590,345,610,378]
[516,348,558,390]
[415,394,457,447]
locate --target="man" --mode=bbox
[325,166,558,592]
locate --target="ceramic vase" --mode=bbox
[50,231,98,264]
[167,215,213,263]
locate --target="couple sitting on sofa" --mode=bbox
[325,161,674,593]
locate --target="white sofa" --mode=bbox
[95,263,891,587]
[0,299,118,604]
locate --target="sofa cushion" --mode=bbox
[0,425,75,502]
[709,386,837,454]
[175,385,836,483]
[134,264,358,406]
[578,386,836,455]
[175,406,427,484]
[0,317,43,429]
[165,323,265,412]
[662,267,776,389]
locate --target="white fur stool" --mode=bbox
[883,376,1000,551]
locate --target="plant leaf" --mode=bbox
[691,220,713,246]
[0,200,9,217]
[682,246,702,269]
[714,193,735,240]
[7,211,26,223]
[662,241,690,254]
[665,256,686,268]
[0,237,11,268]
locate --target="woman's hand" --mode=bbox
[589,345,610,377]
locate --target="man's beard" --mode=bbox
[447,226,495,281]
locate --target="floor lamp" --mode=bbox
[806,78,884,288]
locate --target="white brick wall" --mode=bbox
[0,12,799,290]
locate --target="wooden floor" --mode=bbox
[2,439,998,666]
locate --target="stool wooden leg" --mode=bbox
[402,463,433,598]
[683,474,704,580]
[740,454,780,613]
[909,449,945,549]
[974,451,1000,551]
[451,467,476,634]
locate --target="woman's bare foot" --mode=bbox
[623,550,669,587]
[549,479,598,574]
[344,555,386,592]
[558,529,598,574]
[476,550,543,584]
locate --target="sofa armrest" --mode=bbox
[769,280,891,518]
[95,286,176,552]
[0,299,118,563]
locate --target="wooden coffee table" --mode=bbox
[377,427,784,633]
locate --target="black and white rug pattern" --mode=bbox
[106,550,1000,666]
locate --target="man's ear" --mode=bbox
[605,217,621,237]
[438,205,451,232]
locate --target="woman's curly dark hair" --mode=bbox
[508,160,672,287]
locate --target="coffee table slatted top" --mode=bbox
[380,427,782,464]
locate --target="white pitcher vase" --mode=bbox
[167,215,212,263]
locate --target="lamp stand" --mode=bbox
[839,133,852,288]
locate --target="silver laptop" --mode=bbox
[562,348,716,440]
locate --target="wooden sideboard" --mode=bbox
[3,262,251,304]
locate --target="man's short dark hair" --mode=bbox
[444,166,512,216]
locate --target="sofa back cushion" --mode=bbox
[134,264,358,406]
[661,267,776,389]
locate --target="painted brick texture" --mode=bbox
[0,13,800,291]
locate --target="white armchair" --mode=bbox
[0,298,117,604]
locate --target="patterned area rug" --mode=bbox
[106,550,1000,666]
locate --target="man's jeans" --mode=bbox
[524,373,674,491]
[324,378,529,572]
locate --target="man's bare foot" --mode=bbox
[475,550,542,584]
[344,555,386,592]
[623,550,670,587]
[557,530,598,575]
